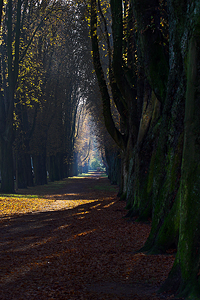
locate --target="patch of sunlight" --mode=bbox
[91,203,102,209]
[55,224,70,231]
[77,173,95,177]
[11,237,53,253]
[76,211,90,215]
[103,201,115,208]
[0,197,100,218]
[65,193,79,196]
[73,229,96,239]
[0,197,55,217]
[70,175,91,179]
[71,200,97,206]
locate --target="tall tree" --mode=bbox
[0,0,22,192]
[90,0,200,298]
[0,0,59,192]
[160,1,200,298]
[0,0,3,28]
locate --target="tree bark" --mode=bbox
[127,0,185,256]
[162,29,200,299]
[16,153,33,189]
[33,151,47,185]
[105,148,121,185]
[0,135,14,193]
[49,153,64,181]
[132,0,169,104]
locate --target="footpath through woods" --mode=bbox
[0,172,179,300]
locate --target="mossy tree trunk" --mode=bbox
[91,0,200,297]
[162,10,200,296]
[132,1,200,296]
[129,0,186,255]
[125,84,161,219]
[123,0,170,226]
[141,65,185,253]
[176,37,200,297]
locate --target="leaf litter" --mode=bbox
[0,174,179,299]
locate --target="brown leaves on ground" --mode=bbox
[0,174,176,299]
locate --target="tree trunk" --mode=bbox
[125,87,160,220]
[33,152,47,185]
[72,152,78,176]
[49,155,55,182]
[141,89,184,253]
[0,136,14,193]
[105,148,121,185]
[57,153,64,180]
[26,153,34,186]
[132,0,168,103]
[16,153,34,189]
[0,0,22,193]
[162,33,200,299]
[131,0,185,254]
[82,162,88,173]
[49,153,63,182]
[17,156,27,189]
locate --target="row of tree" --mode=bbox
[90,0,200,298]
[0,0,96,191]
[2,0,200,297]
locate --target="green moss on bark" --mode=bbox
[162,15,200,295]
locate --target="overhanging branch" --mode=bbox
[90,0,125,150]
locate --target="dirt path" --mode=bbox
[0,173,177,299]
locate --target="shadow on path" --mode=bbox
[0,173,176,299]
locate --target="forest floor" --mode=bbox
[0,172,182,300]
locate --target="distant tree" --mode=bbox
[29,1,95,181]
[75,107,91,174]
[14,33,45,188]
[85,76,121,184]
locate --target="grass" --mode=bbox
[2,179,71,199]
[76,171,108,178]
[90,184,118,192]
[0,172,109,199]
